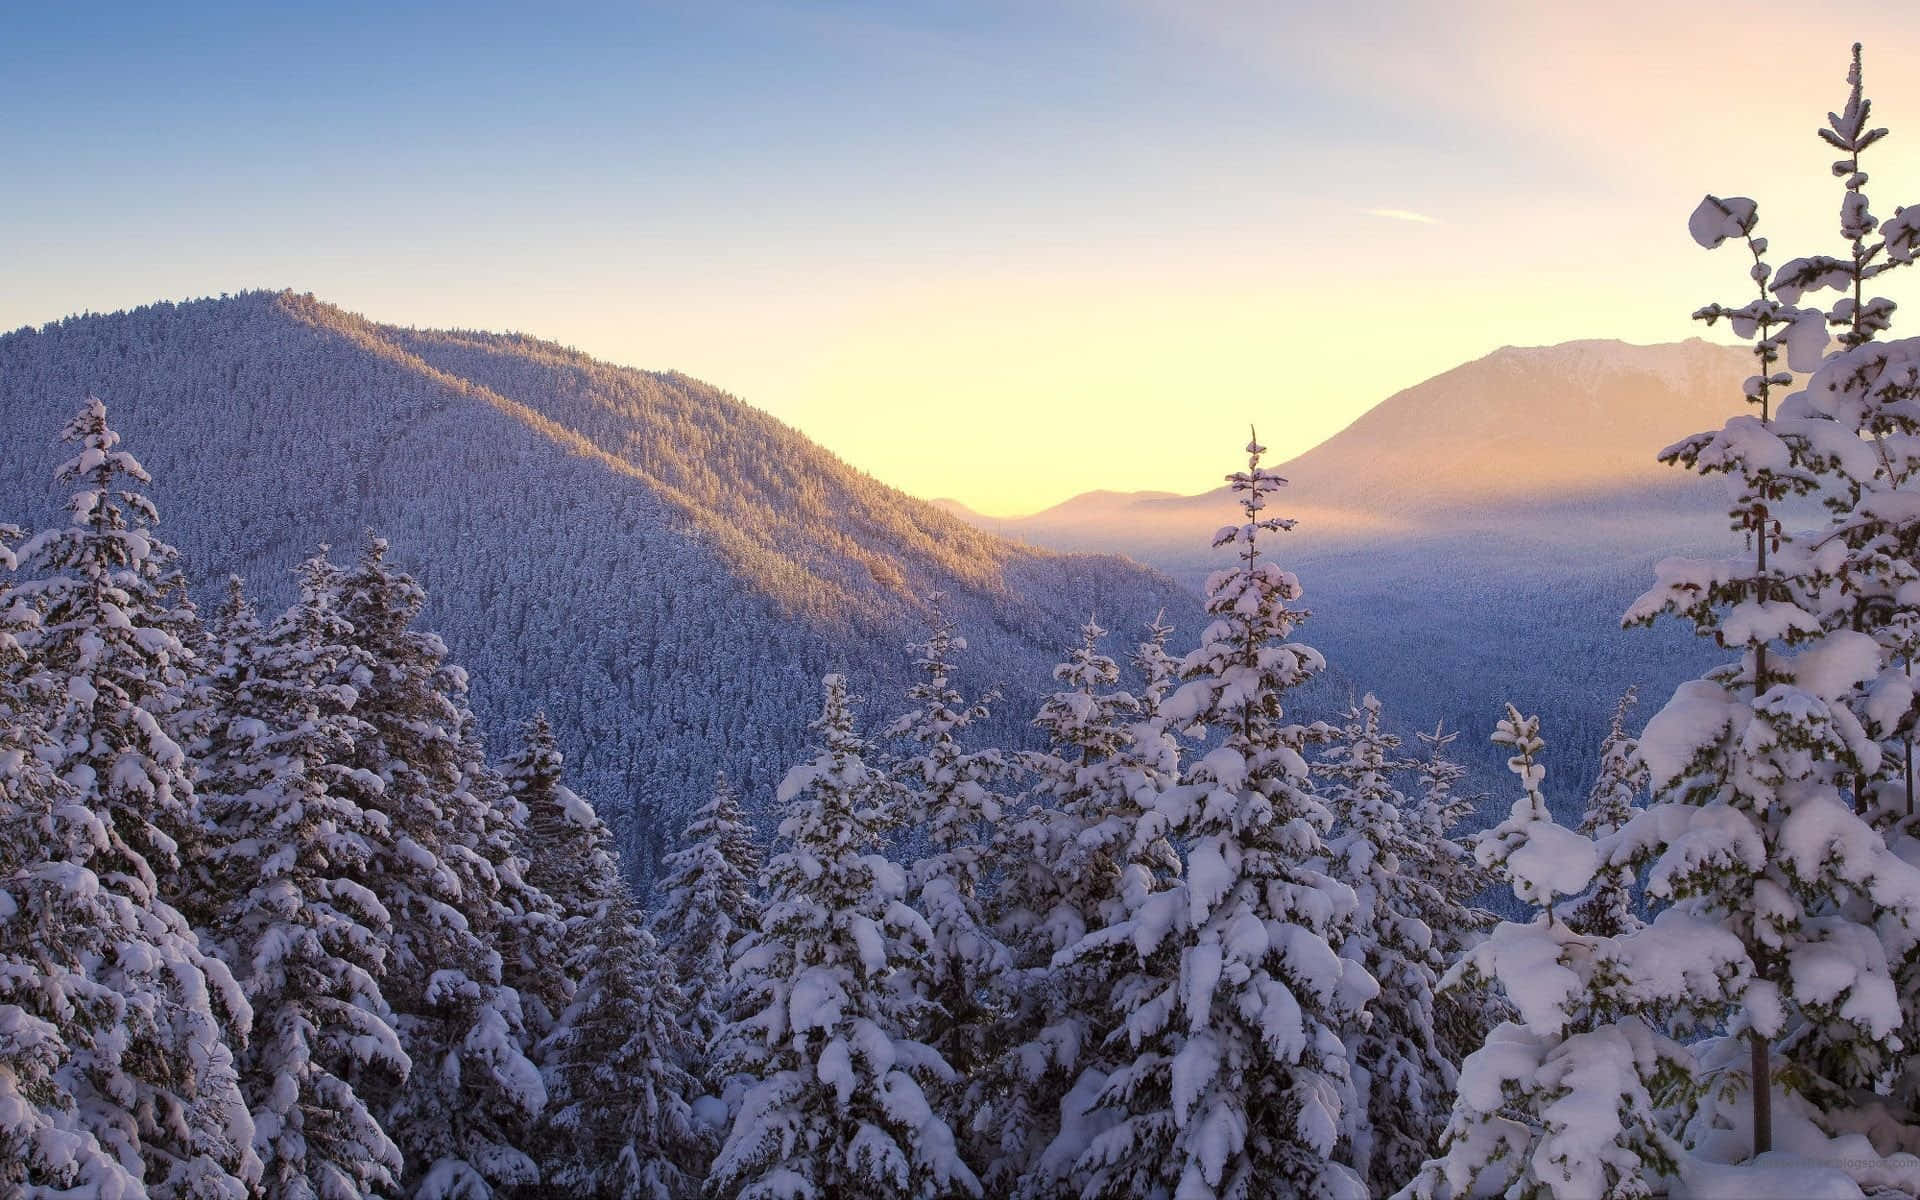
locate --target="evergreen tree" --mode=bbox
[0,521,148,1196]
[9,398,259,1198]
[986,617,1183,1195]
[194,561,408,1200]
[1320,694,1453,1195]
[1058,436,1376,1200]
[652,772,763,1072]
[542,891,707,1199]
[983,622,1128,1190]
[996,618,1137,977]
[1566,688,1646,939]
[329,536,547,1199]
[502,713,607,1047]
[17,396,209,899]
[1628,46,1920,1153]
[1400,709,1745,1200]
[885,599,1012,1147]
[1738,49,1920,1120]
[1406,724,1488,956]
[1405,723,1499,1073]
[1130,610,1182,725]
[509,713,624,937]
[987,617,1131,1194]
[459,709,570,1064]
[507,713,709,1193]
[712,674,980,1199]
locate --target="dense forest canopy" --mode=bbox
[0,292,1196,882]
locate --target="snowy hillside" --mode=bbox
[0,291,1199,876]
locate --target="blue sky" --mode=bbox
[6,2,1917,513]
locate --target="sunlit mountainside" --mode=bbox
[0,291,1198,876]
[965,338,1745,556]
[944,337,1754,804]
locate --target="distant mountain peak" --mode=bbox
[1484,334,1717,357]
[940,336,1745,561]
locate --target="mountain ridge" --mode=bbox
[947,336,1740,529]
[933,335,1754,822]
[0,290,1201,878]
[948,337,1747,568]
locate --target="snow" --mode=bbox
[1691,195,1759,248]
[1722,600,1825,648]
[1502,817,1598,907]
[847,915,887,977]
[1785,309,1832,372]
[1183,942,1222,1025]
[1675,1155,1866,1199]
[553,783,597,829]
[1786,919,1900,1038]
[36,232,1920,1198]
[1638,680,1742,789]
[816,1036,855,1104]
[1790,630,1884,698]
[1186,838,1233,923]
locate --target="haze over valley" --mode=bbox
[943,337,1749,795]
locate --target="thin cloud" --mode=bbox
[1361,207,1441,225]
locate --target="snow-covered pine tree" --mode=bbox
[9,398,260,1199]
[651,771,763,1073]
[328,536,547,1198]
[712,673,981,1199]
[504,712,611,1037]
[1405,723,1499,1073]
[1736,49,1920,1122]
[885,598,1012,1153]
[508,713,619,928]
[995,618,1136,975]
[996,616,1186,988]
[455,708,570,1069]
[1319,693,1453,1195]
[985,617,1130,1194]
[1565,688,1646,939]
[17,396,209,900]
[1765,46,1920,833]
[182,575,264,830]
[1406,724,1487,954]
[501,712,709,1191]
[178,576,264,941]
[0,520,149,1196]
[193,560,408,1200]
[1115,612,1186,889]
[1059,435,1377,1200]
[1626,45,1920,1154]
[1130,610,1182,727]
[541,889,707,1199]
[1399,707,1745,1200]
[983,616,1184,1195]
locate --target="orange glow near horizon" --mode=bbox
[9,3,1920,516]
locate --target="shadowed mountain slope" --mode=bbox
[0,291,1199,877]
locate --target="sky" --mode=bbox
[6,2,1920,516]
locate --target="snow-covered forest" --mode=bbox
[19,41,1920,1200]
[0,291,1198,894]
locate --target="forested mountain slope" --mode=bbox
[0,291,1198,876]
[948,338,1755,811]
